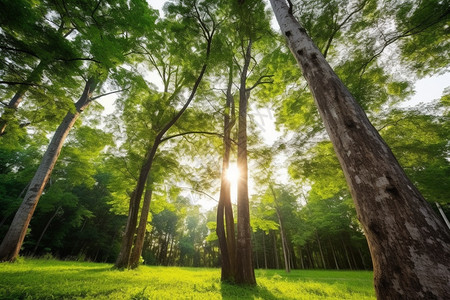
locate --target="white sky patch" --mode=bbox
[401,73,450,108]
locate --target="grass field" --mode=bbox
[0,259,375,299]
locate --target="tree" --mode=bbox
[0,0,156,262]
[270,0,450,298]
[0,0,82,136]
[114,0,217,269]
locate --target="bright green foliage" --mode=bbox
[0,135,43,237]
[379,99,450,206]
[395,0,450,76]
[0,259,375,299]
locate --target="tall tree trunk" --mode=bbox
[272,231,280,269]
[358,248,366,270]
[298,246,305,269]
[0,60,46,136]
[262,233,267,269]
[114,190,139,269]
[315,231,326,269]
[235,39,256,285]
[0,78,98,262]
[329,240,339,270]
[31,206,62,256]
[341,236,353,270]
[270,0,450,297]
[129,180,153,269]
[271,186,291,273]
[217,63,237,282]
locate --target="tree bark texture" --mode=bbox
[0,78,98,262]
[235,39,256,285]
[270,0,450,298]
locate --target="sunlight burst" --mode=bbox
[226,163,239,183]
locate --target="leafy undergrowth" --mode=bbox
[0,259,375,299]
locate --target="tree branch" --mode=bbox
[246,75,274,92]
[57,57,102,64]
[176,186,218,202]
[0,81,41,87]
[0,46,39,58]
[91,88,129,100]
[160,131,225,143]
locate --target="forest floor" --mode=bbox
[0,259,375,299]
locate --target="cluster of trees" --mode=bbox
[1,0,449,298]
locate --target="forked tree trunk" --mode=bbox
[235,39,256,285]
[0,78,98,262]
[128,154,157,269]
[270,0,450,298]
[217,63,237,282]
[129,181,153,268]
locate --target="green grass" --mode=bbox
[0,259,375,299]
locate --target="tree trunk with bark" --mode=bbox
[114,190,139,269]
[272,230,280,269]
[271,186,291,272]
[216,63,237,282]
[0,78,98,262]
[315,231,326,269]
[235,39,256,285]
[270,0,450,298]
[262,233,268,269]
[129,181,153,269]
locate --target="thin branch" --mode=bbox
[177,186,218,202]
[63,28,76,38]
[57,57,102,64]
[323,0,368,58]
[0,46,39,58]
[246,75,274,92]
[91,88,129,100]
[359,7,450,76]
[160,131,224,143]
[0,81,41,87]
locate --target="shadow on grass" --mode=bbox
[220,282,282,300]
